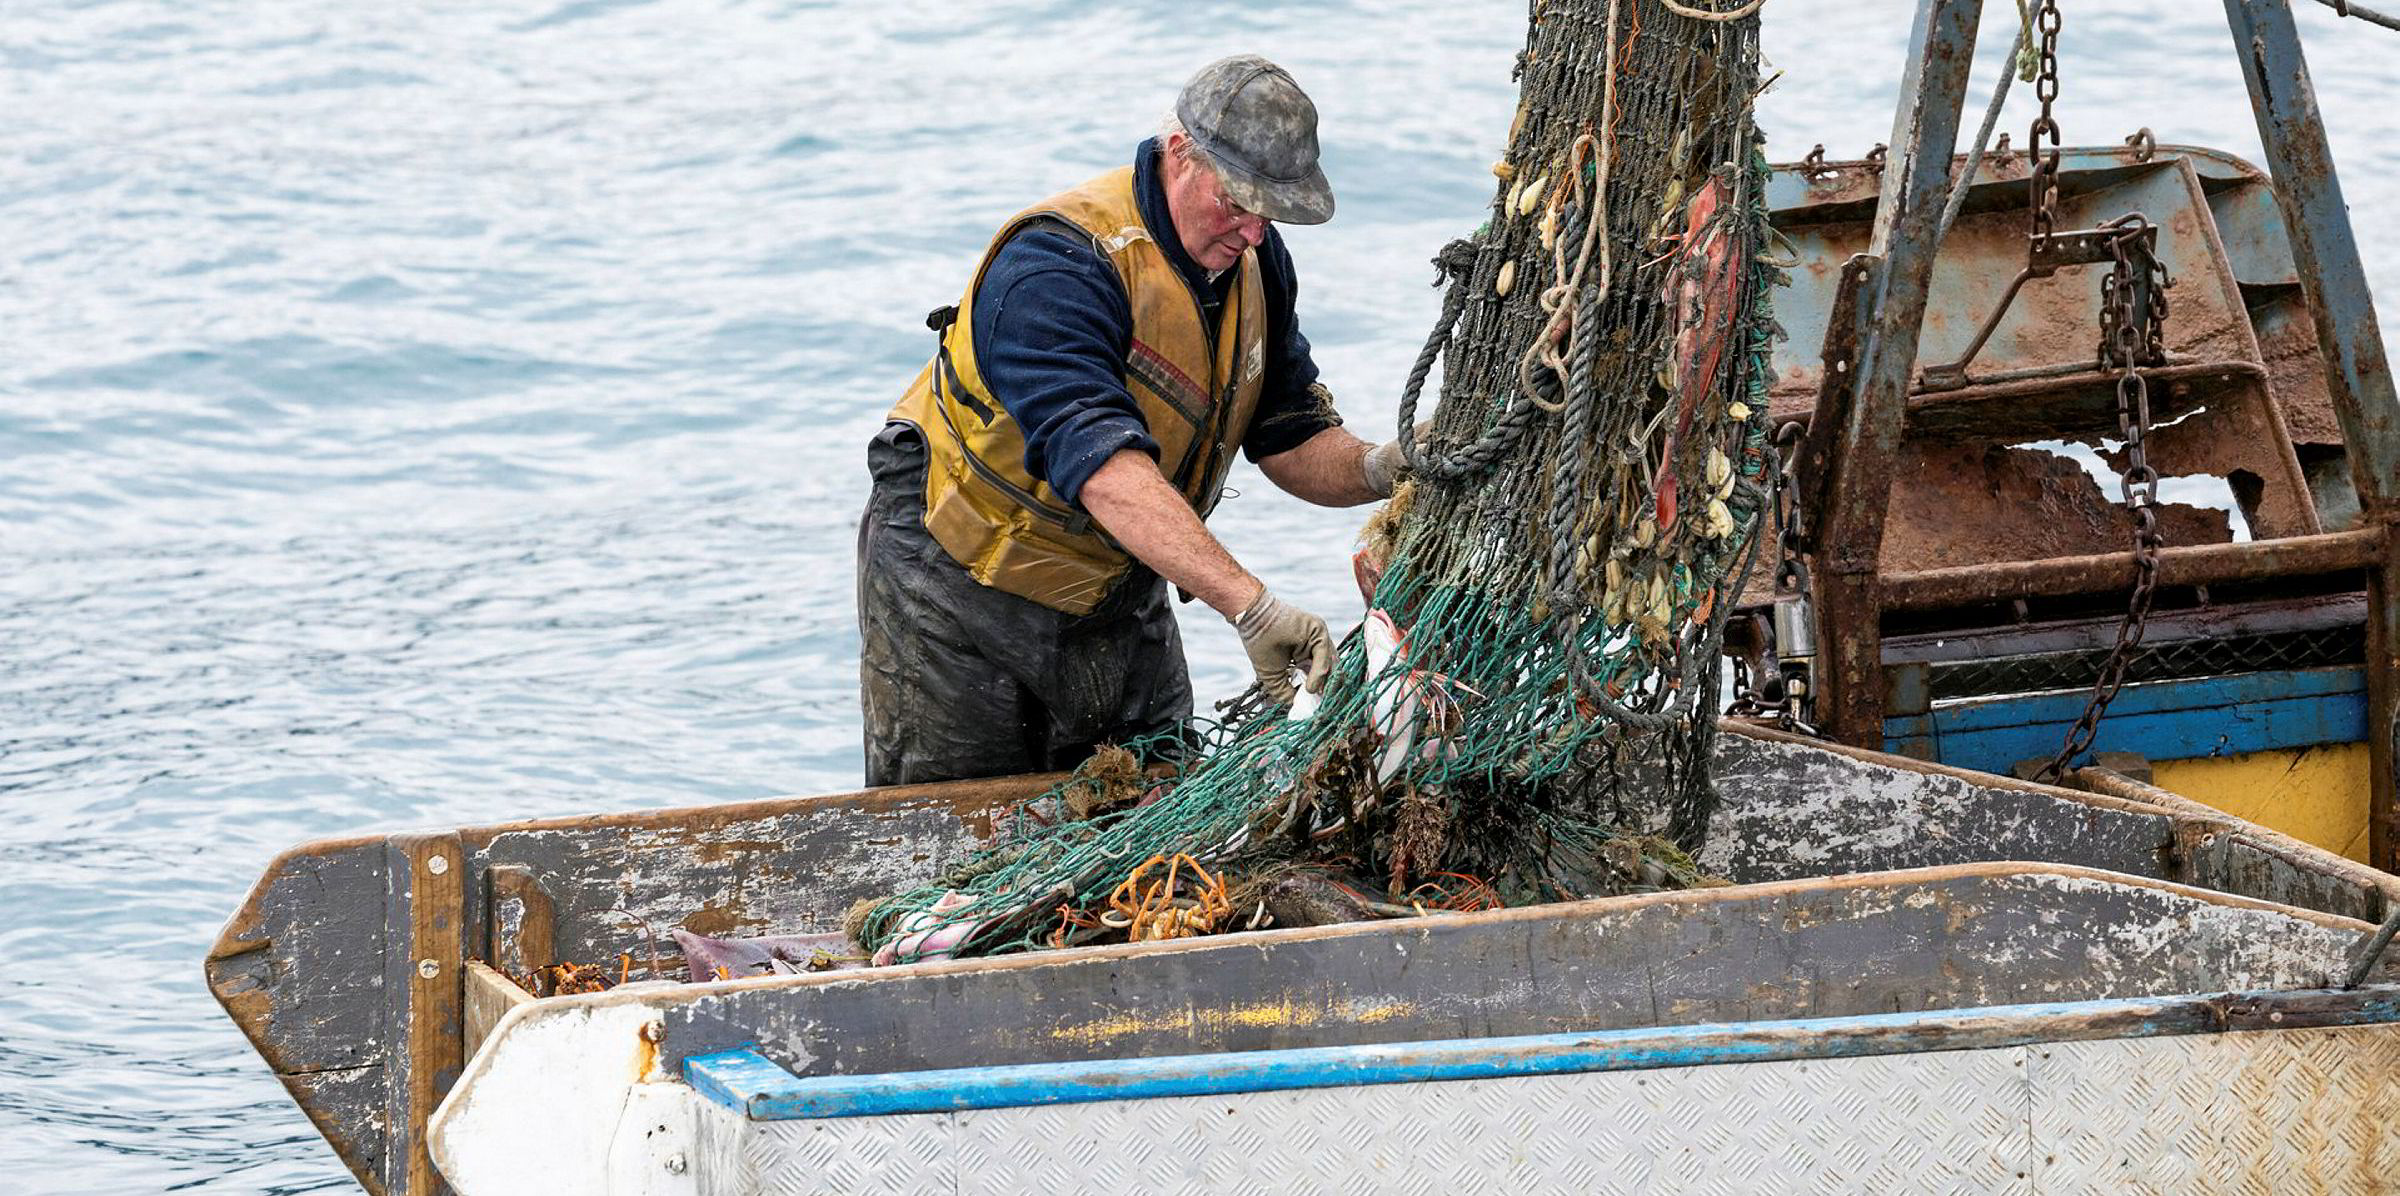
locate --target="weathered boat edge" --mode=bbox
[679,985,2400,1121]
[201,775,1045,1195]
[208,724,2400,1193]
[424,853,2400,1177]
[430,983,2400,1194]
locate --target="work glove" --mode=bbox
[1361,420,1436,499]
[1229,588,1335,706]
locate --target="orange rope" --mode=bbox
[1107,854,1231,941]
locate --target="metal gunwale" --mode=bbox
[682,985,2400,1122]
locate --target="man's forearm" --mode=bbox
[1077,449,1262,617]
[1258,425,1382,507]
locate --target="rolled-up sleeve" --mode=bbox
[971,229,1156,507]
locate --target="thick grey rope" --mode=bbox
[1548,273,1606,607]
[1402,233,1571,485]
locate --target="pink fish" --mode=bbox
[1654,176,1742,530]
[1362,610,1471,786]
[1352,548,1384,607]
[871,890,988,966]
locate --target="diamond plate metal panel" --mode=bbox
[743,1111,952,1196]
[724,1025,2400,1194]
[2028,1023,2400,1195]
[732,1048,2035,1195]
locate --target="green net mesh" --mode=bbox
[860,0,1779,962]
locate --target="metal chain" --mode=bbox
[2038,218,2169,782]
[1723,422,1821,736]
[2025,0,2063,251]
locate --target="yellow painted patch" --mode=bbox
[1050,995,1415,1048]
[2152,742,2372,862]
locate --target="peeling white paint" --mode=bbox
[1703,734,2164,883]
[753,1017,823,1076]
[2022,871,2352,989]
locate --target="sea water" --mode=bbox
[2,2,2394,1190]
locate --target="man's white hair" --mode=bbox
[1157,113,1210,164]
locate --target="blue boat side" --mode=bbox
[1883,665,2366,774]
[684,986,2400,1122]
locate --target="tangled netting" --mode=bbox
[858,0,1781,962]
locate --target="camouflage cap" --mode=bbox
[1174,54,1334,226]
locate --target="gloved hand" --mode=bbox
[1362,439,1407,498]
[1362,420,1435,499]
[1229,588,1334,705]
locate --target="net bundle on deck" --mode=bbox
[857,0,1780,963]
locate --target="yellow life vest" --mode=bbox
[889,165,1268,615]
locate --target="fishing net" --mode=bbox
[857,0,1780,962]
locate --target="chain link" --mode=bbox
[2038,216,2171,782]
[2026,0,2063,250]
[1723,421,1822,737]
[2008,0,2177,783]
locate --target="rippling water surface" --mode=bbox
[2,2,2393,1190]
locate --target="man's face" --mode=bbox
[1162,134,1269,273]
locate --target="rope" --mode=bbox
[1659,0,1766,19]
[1519,0,1621,416]
[856,0,1781,961]
[1395,250,1470,458]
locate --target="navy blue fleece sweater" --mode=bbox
[966,138,1338,508]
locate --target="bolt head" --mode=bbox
[427,854,450,876]
[664,1153,688,1174]
[418,959,441,979]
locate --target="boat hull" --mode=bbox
[207,725,2400,1194]
[434,989,2400,1195]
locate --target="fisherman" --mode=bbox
[858,54,1410,787]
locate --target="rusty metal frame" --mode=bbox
[1881,527,2383,612]
[1806,0,1982,748]
[2221,0,2400,871]
[1795,0,2400,871]
[2368,522,2399,870]
[2223,0,2400,508]
[1918,223,2155,392]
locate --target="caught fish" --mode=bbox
[871,890,989,966]
[1286,685,1322,723]
[1652,174,1743,530]
[1362,610,1472,786]
[1352,547,1385,607]
[674,928,863,980]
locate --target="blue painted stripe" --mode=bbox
[684,1046,794,1114]
[1930,667,2361,734]
[1884,666,2366,774]
[682,989,2400,1122]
